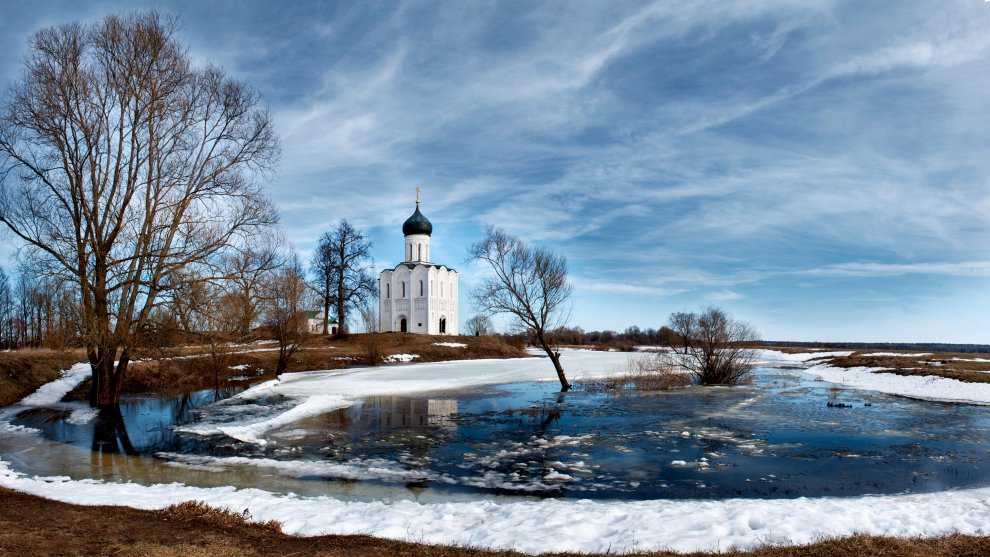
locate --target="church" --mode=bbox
[379,190,459,335]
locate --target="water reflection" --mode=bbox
[363,396,458,430]
[5,366,990,502]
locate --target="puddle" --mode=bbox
[4,365,990,502]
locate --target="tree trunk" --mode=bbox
[537,333,570,392]
[336,281,346,336]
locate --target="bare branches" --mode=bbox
[310,220,375,336]
[0,11,280,407]
[468,225,572,391]
[662,306,759,385]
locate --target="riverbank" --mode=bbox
[0,333,528,404]
[1,486,988,557]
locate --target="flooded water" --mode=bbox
[5,364,990,502]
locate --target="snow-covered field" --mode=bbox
[2,349,990,554]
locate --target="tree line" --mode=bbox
[0,10,377,406]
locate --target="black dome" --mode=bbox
[402,203,433,236]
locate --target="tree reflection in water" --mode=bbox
[91,407,137,455]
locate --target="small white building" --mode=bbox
[379,194,459,335]
[305,311,338,335]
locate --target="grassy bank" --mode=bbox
[804,350,990,384]
[0,334,529,404]
[1,487,987,557]
[0,349,85,406]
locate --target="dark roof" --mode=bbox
[388,262,457,272]
[402,203,433,236]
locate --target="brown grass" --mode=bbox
[2,487,990,557]
[0,334,530,404]
[0,348,86,406]
[821,351,990,384]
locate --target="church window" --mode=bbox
[401,282,406,297]
[386,283,390,298]
[419,280,423,296]
[418,245,422,260]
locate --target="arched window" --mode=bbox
[417,245,422,260]
[401,282,406,297]
[419,280,424,296]
[386,283,390,299]
[408,244,413,261]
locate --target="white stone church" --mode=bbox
[379,193,459,335]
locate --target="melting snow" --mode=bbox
[5,350,990,553]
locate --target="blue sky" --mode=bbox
[2,0,990,342]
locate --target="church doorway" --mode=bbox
[439,317,447,334]
[400,318,408,333]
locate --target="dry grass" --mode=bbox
[156,500,282,533]
[820,351,990,384]
[0,334,530,403]
[3,487,990,557]
[586,353,691,392]
[0,348,86,406]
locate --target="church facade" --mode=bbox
[379,194,459,335]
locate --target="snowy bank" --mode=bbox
[804,364,990,406]
[2,457,990,554]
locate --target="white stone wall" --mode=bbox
[379,264,458,335]
[404,234,430,263]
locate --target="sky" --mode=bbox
[1,0,990,343]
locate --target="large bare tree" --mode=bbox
[668,311,697,354]
[309,220,375,335]
[262,256,309,376]
[0,12,279,407]
[661,306,759,385]
[468,226,573,391]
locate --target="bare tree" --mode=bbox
[357,291,383,365]
[465,314,494,336]
[262,256,308,376]
[667,306,759,385]
[310,220,375,336]
[668,311,697,354]
[0,266,13,349]
[221,235,287,337]
[0,12,278,407]
[468,226,572,391]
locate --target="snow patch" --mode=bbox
[384,353,420,363]
[432,342,467,348]
[18,363,90,407]
[4,457,990,554]
[804,364,990,405]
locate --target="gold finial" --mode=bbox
[416,186,421,204]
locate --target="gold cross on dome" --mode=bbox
[416,186,421,204]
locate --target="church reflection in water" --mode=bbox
[362,396,458,431]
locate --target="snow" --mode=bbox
[3,457,990,554]
[384,353,420,363]
[6,349,990,553]
[804,364,990,405]
[178,394,351,446]
[432,342,467,348]
[17,363,90,407]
